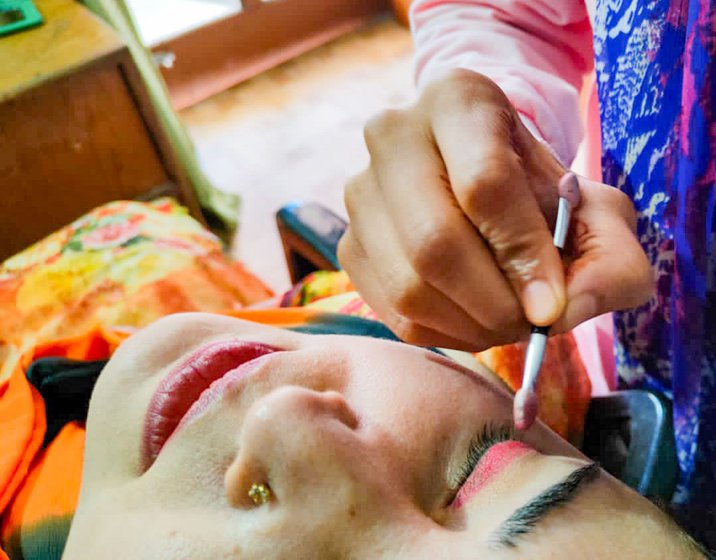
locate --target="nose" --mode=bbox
[224,386,359,508]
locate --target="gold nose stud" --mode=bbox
[248,483,272,506]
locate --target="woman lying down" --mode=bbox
[0,201,707,558]
[61,312,706,559]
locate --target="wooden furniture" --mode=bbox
[152,0,390,110]
[0,0,202,260]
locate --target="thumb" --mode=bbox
[554,180,653,332]
[515,235,567,326]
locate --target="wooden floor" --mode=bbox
[180,17,415,292]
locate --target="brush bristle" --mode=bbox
[514,388,539,431]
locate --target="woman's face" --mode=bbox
[63,313,690,559]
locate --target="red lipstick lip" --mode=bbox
[141,340,280,471]
[452,440,534,508]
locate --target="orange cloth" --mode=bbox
[477,336,591,444]
[1,328,131,541]
[0,198,272,386]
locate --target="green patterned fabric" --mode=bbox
[78,0,241,241]
[4,516,72,560]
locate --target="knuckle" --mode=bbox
[406,223,457,280]
[604,186,638,229]
[388,313,424,345]
[382,264,433,321]
[343,177,360,216]
[442,67,480,88]
[421,68,509,115]
[390,274,426,318]
[455,70,509,107]
[363,109,408,150]
[420,74,450,109]
[456,156,520,215]
[421,69,467,106]
[336,235,350,268]
[336,230,357,268]
[343,172,369,217]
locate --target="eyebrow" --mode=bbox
[489,461,600,549]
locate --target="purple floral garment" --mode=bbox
[594,0,716,533]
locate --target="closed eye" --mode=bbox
[447,423,516,504]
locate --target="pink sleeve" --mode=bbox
[411,0,594,165]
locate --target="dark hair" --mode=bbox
[647,497,716,559]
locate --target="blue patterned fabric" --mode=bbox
[594,0,716,523]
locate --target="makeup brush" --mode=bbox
[513,172,580,431]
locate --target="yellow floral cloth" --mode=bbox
[0,199,273,385]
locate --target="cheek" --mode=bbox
[81,511,246,560]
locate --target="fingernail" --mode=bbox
[558,172,581,208]
[524,280,560,325]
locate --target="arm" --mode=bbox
[411,0,594,164]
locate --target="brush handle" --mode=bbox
[522,330,548,391]
[553,197,571,251]
[522,192,572,391]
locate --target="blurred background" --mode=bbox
[127,0,416,290]
[0,0,415,291]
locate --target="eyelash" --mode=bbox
[450,423,516,496]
